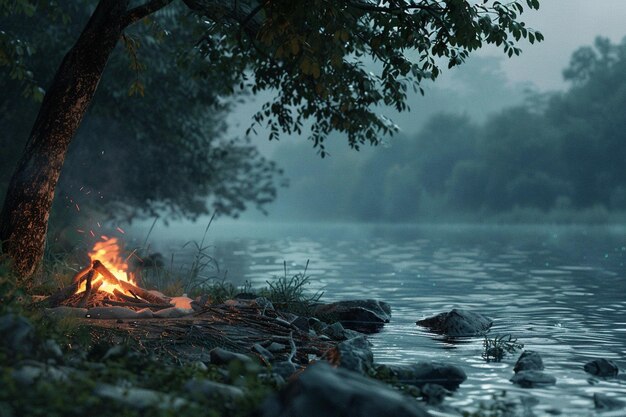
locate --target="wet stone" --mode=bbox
[377,362,467,391]
[416,308,492,337]
[514,351,544,373]
[594,393,625,410]
[510,370,556,388]
[584,358,619,377]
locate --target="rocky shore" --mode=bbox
[1,300,623,416]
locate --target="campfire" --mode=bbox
[41,235,337,365]
[48,236,182,310]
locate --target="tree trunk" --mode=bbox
[0,0,128,278]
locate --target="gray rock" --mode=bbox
[510,370,556,388]
[153,307,193,318]
[87,307,144,319]
[94,383,187,410]
[378,362,467,390]
[265,342,287,353]
[258,361,430,417]
[12,362,69,385]
[135,308,154,318]
[272,361,298,379]
[189,361,208,372]
[323,322,347,340]
[416,309,492,337]
[584,358,619,377]
[208,347,252,365]
[42,339,63,361]
[44,306,88,319]
[314,299,391,331]
[184,378,244,400]
[253,343,275,362]
[289,315,309,332]
[329,336,374,375]
[514,351,544,373]
[594,393,625,410]
[421,383,450,405]
[0,314,36,355]
[254,297,274,311]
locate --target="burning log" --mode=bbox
[42,265,94,307]
[92,260,169,305]
[77,269,96,308]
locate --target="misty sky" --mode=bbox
[226,0,626,155]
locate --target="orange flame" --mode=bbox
[77,236,137,295]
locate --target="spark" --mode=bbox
[116,227,125,234]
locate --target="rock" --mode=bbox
[42,339,63,361]
[44,306,88,319]
[209,347,252,365]
[135,308,154,318]
[253,343,275,362]
[0,314,36,356]
[258,361,430,417]
[87,307,144,320]
[326,336,374,375]
[265,342,287,353]
[94,383,187,410]
[584,358,619,377]
[314,300,391,332]
[377,362,467,390]
[290,315,309,332]
[184,379,244,400]
[416,309,492,337]
[421,383,450,405]
[153,307,193,318]
[189,361,208,372]
[272,361,298,379]
[323,322,347,340]
[514,351,544,373]
[593,393,625,410]
[12,362,69,385]
[510,370,556,388]
[254,297,274,311]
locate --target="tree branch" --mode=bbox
[123,0,174,27]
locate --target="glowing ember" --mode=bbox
[76,236,137,295]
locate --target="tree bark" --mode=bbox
[0,0,128,278]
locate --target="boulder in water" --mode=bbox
[510,370,556,388]
[376,362,467,390]
[314,299,391,332]
[584,358,619,377]
[416,308,492,337]
[594,393,625,410]
[514,351,544,373]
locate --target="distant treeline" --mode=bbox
[273,37,626,222]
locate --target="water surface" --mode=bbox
[156,223,626,416]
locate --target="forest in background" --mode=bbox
[269,37,626,223]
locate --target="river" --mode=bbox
[147,222,626,416]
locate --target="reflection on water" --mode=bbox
[166,223,626,416]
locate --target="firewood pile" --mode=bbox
[44,260,171,309]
